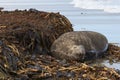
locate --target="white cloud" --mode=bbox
[71,0,120,13]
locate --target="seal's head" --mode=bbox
[68,45,85,61]
[51,44,86,61]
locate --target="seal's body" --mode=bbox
[51,31,108,61]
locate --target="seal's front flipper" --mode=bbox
[84,50,97,61]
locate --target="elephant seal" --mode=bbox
[50,31,108,61]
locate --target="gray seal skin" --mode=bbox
[50,31,108,61]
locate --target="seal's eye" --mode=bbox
[73,46,77,48]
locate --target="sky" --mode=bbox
[71,0,120,13]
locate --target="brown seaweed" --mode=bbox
[0,9,73,54]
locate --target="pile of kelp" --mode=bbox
[106,44,120,62]
[0,9,73,54]
[0,44,120,80]
[0,9,120,80]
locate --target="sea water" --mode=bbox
[73,24,120,43]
